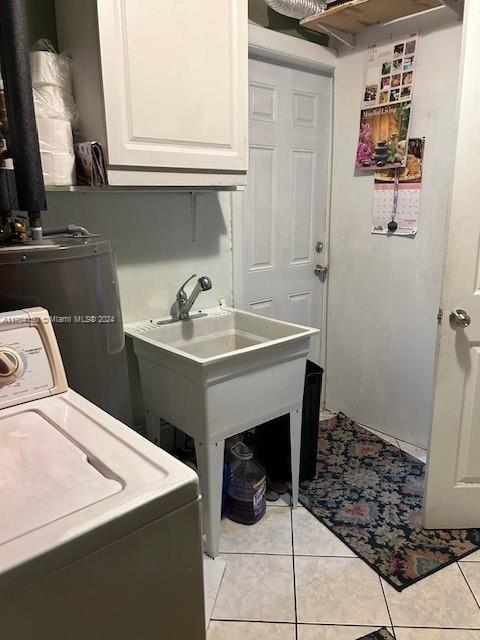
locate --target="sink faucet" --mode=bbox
[175,273,212,320]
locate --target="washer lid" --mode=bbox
[0,410,122,545]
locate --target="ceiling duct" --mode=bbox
[264,0,328,20]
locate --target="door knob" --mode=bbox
[449,309,471,328]
[314,264,328,281]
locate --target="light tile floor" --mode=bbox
[207,432,480,639]
[204,557,226,623]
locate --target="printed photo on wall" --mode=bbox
[364,84,378,103]
[356,102,411,171]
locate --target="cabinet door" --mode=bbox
[97,0,248,172]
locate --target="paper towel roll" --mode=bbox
[33,85,76,122]
[30,51,72,91]
[40,150,76,186]
[36,117,73,154]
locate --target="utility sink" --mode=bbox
[125,306,318,443]
[125,306,319,557]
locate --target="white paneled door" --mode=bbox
[424,0,480,528]
[235,57,331,363]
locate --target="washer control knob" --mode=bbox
[0,347,24,386]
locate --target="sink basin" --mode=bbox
[170,329,266,359]
[126,306,315,364]
[125,306,319,558]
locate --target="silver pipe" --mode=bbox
[42,224,91,237]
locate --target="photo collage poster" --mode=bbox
[356,34,417,172]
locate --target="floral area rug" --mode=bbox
[357,629,394,640]
[299,413,480,591]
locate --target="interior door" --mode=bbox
[424,0,480,528]
[236,57,331,363]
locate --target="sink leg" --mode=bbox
[194,439,224,559]
[290,408,302,509]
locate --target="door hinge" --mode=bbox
[437,308,443,324]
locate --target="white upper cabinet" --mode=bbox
[55,0,248,186]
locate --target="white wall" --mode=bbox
[44,190,233,426]
[326,17,463,447]
[44,191,233,322]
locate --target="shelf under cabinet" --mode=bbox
[45,185,241,194]
[301,0,461,36]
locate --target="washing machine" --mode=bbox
[0,307,206,640]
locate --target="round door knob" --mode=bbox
[0,347,23,385]
[449,309,471,329]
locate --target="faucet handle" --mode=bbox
[198,276,212,291]
[177,273,198,298]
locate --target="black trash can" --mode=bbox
[254,361,324,484]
